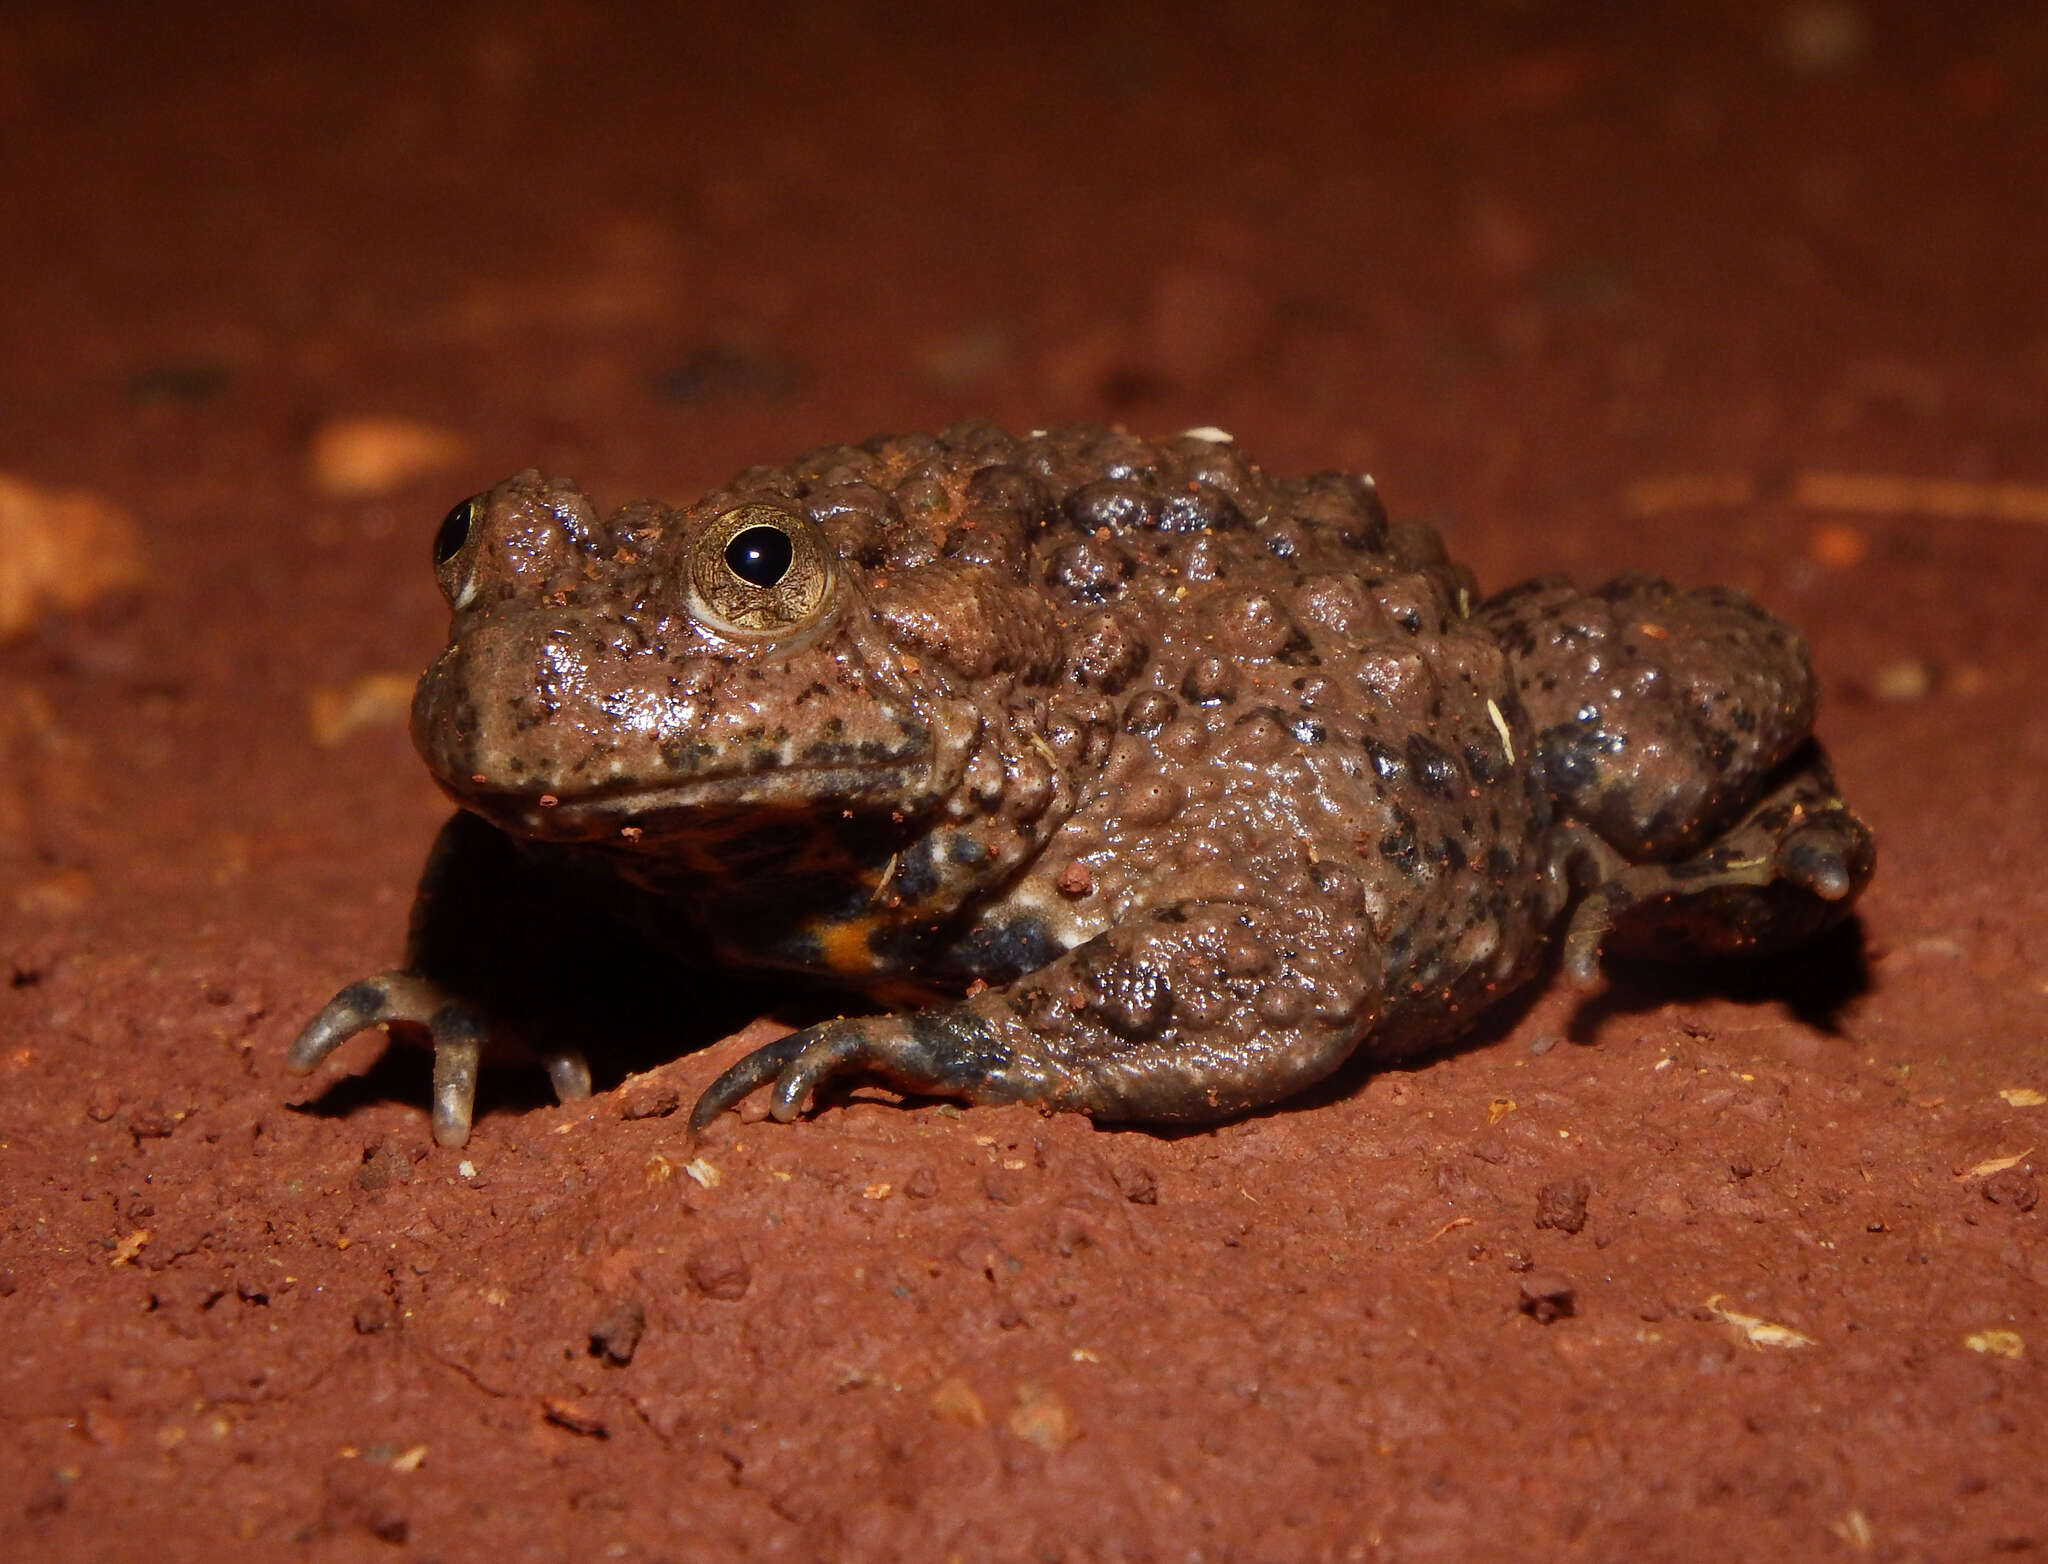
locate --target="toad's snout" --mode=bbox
[410,609,949,840]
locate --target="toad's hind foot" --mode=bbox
[288,970,591,1148]
[1564,746,1874,977]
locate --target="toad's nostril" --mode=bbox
[434,497,477,567]
[724,524,794,588]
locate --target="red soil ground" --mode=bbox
[2,4,2043,1559]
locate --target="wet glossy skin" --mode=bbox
[289,423,1873,1147]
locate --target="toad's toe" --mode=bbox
[768,1025,874,1122]
[689,1032,813,1130]
[1777,822,1860,901]
[287,973,448,1075]
[546,1048,593,1103]
[430,1017,483,1149]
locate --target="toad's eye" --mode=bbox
[434,496,479,567]
[688,504,834,636]
[724,524,794,588]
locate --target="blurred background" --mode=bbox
[9,1,2040,548]
[8,0,2041,895]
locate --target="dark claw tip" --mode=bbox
[688,1033,812,1132]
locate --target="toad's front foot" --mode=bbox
[688,1011,1047,1130]
[288,971,591,1148]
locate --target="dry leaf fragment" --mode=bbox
[1998,1087,2045,1108]
[308,672,416,746]
[310,418,470,498]
[1704,1295,1815,1349]
[1963,1330,2024,1359]
[929,1377,987,1429]
[1791,471,2048,526]
[1955,1149,2033,1181]
[541,1397,608,1437]
[1832,1509,1874,1551]
[0,472,146,640]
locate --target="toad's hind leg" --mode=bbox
[1482,574,1824,862]
[691,900,1379,1128]
[1560,744,1874,981]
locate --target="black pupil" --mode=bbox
[725,525,793,588]
[433,498,475,567]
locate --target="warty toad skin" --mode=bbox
[288,422,1874,1147]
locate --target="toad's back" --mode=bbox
[929,427,1556,1068]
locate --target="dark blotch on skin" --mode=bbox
[943,915,1061,983]
[1067,478,1160,534]
[1406,735,1462,798]
[1157,482,1244,534]
[1364,737,1405,784]
[905,1010,1015,1089]
[1047,541,1126,601]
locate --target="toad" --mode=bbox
[288,423,1872,1148]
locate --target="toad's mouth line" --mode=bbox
[448,760,944,832]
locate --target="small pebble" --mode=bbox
[356,1137,419,1192]
[685,1242,751,1300]
[929,1377,987,1428]
[588,1298,646,1364]
[1518,1273,1577,1323]
[308,672,416,746]
[128,1101,183,1140]
[1774,1,1867,76]
[617,1080,681,1121]
[1534,1177,1591,1235]
[1112,1162,1159,1205]
[1805,520,1868,569]
[1982,1169,2038,1212]
[352,1294,400,1335]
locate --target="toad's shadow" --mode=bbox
[1564,915,1871,1042]
[290,830,1871,1135]
[1272,914,1872,1123]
